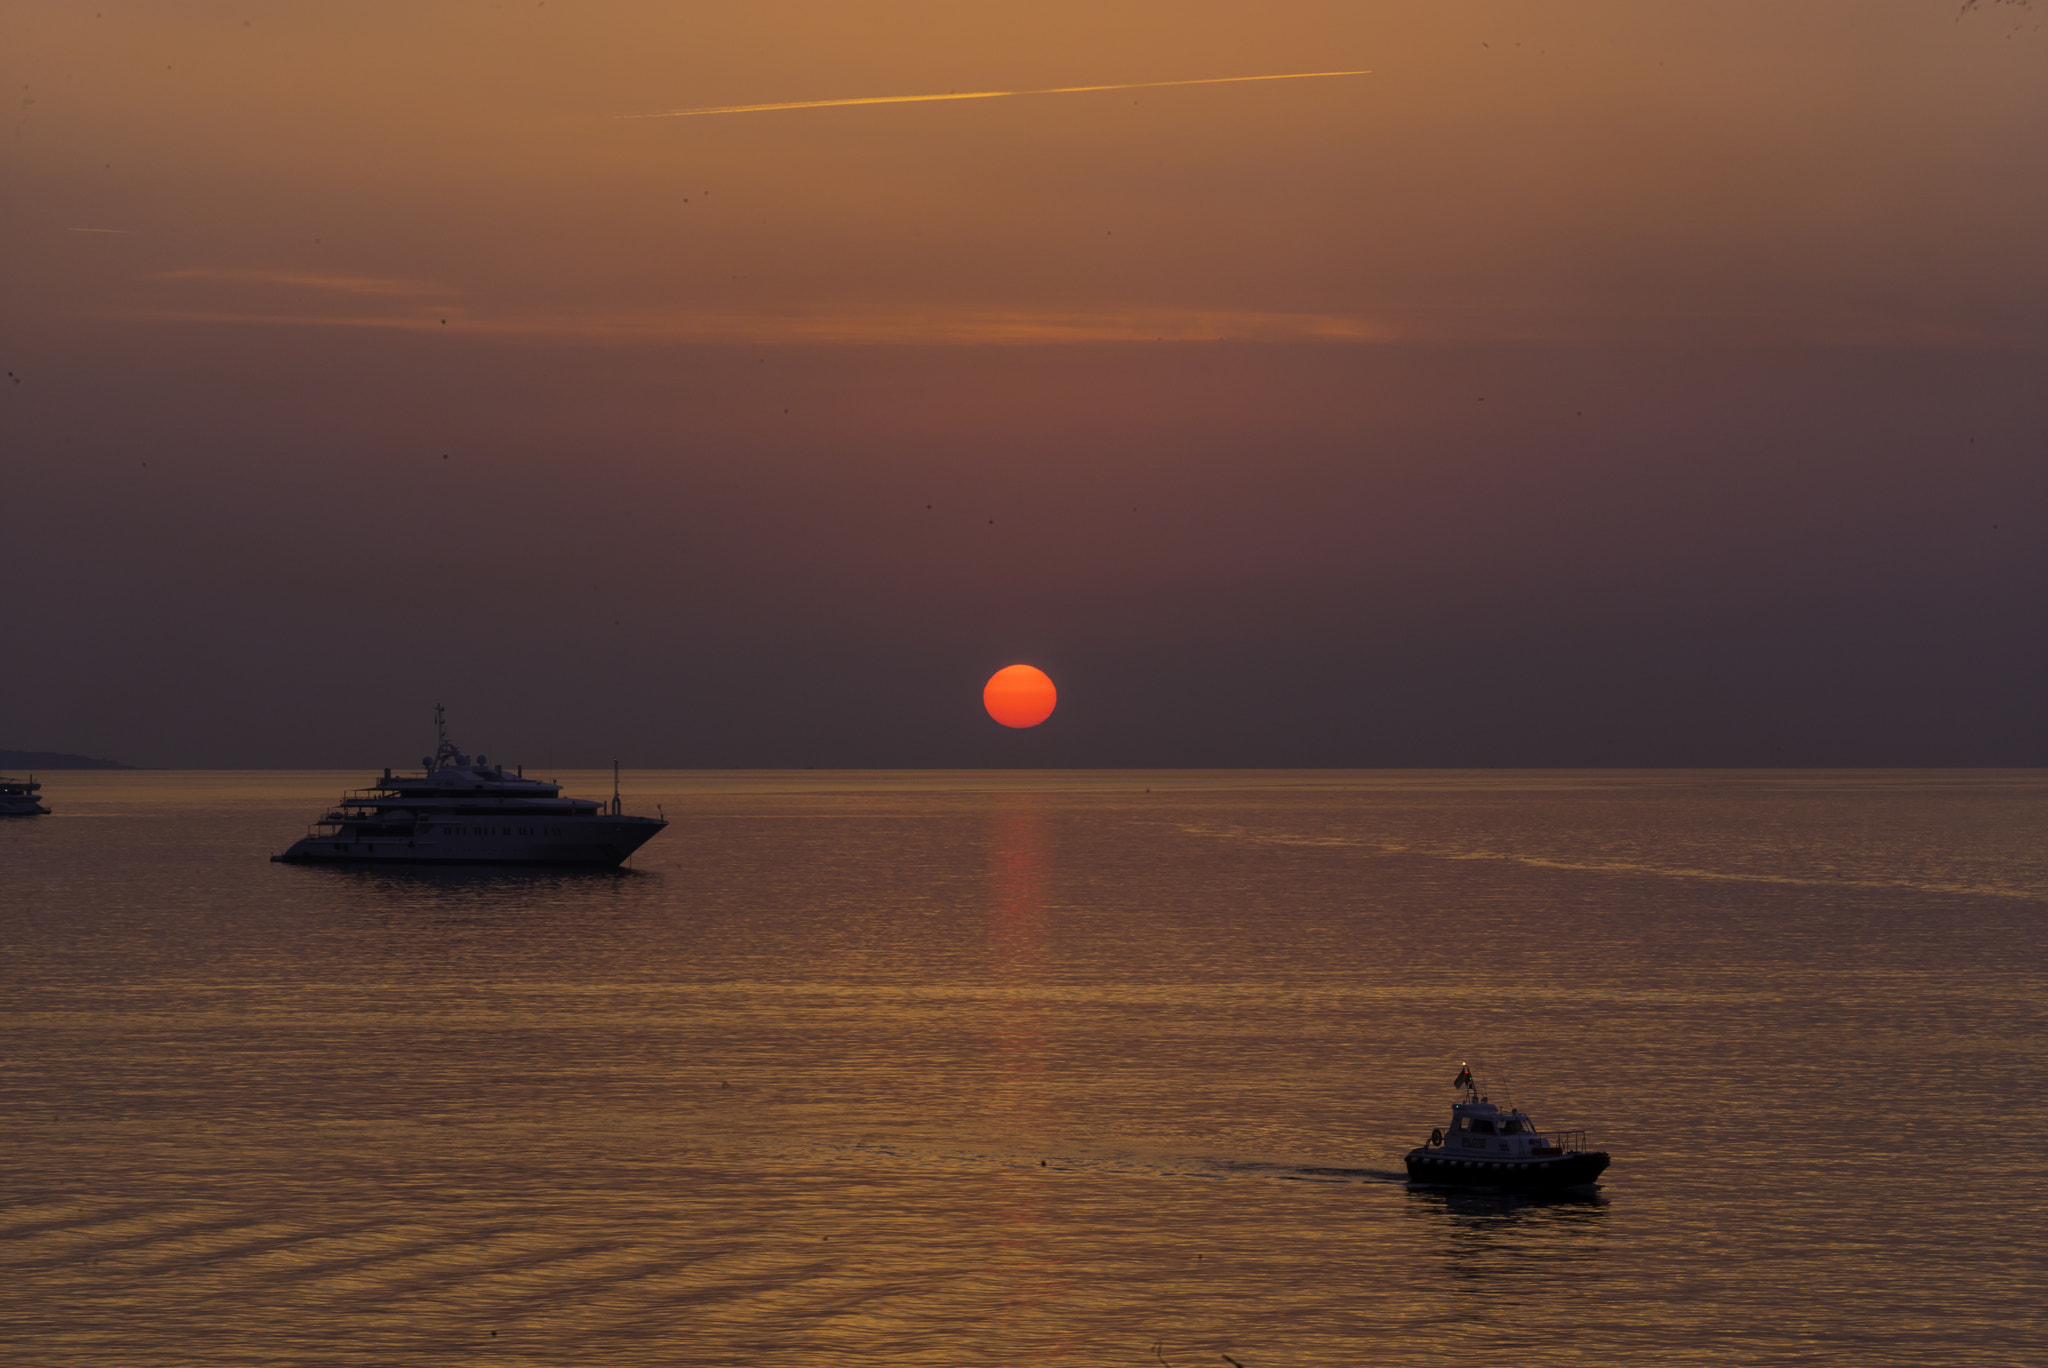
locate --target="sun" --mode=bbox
[984,664,1057,728]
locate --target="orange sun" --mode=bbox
[984,664,1057,728]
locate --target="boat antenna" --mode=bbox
[1476,1055,1512,1109]
[612,758,621,816]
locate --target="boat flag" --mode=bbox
[1454,1065,1474,1089]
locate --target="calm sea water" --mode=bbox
[3,770,2045,1366]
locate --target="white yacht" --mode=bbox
[273,708,666,867]
[1403,1064,1610,1190]
[0,775,49,816]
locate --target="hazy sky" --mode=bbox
[4,1,2044,766]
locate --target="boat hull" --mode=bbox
[1404,1147,1609,1190]
[273,818,665,867]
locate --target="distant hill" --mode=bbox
[0,750,132,770]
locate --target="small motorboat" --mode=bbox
[1404,1064,1610,1190]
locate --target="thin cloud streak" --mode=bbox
[154,267,453,297]
[633,69,1370,119]
[111,304,1396,345]
[103,302,2015,348]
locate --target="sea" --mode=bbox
[4,769,2045,1366]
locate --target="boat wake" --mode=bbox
[813,1139,1411,1186]
[1219,1160,1411,1185]
[1174,820,2048,904]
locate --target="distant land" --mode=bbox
[0,750,132,770]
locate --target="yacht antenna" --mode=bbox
[612,758,621,817]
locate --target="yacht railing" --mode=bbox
[1543,1129,1588,1154]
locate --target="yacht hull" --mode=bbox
[1404,1148,1609,1190]
[273,819,664,867]
[0,781,48,816]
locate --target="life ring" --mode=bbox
[1429,1128,1443,1147]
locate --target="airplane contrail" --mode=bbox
[632,69,1370,119]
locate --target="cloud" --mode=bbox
[111,303,1398,345]
[633,70,1370,119]
[152,267,453,298]
[133,269,1394,342]
[120,272,2026,348]
[106,297,2023,348]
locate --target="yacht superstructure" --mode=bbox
[0,775,49,816]
[273,708,666,866]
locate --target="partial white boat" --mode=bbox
[273,707,666,867]
[0,775,49,816]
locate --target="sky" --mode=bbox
[3,0,2044,767]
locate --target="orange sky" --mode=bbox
[12,1,2043,346]
[2,2,2044,765]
